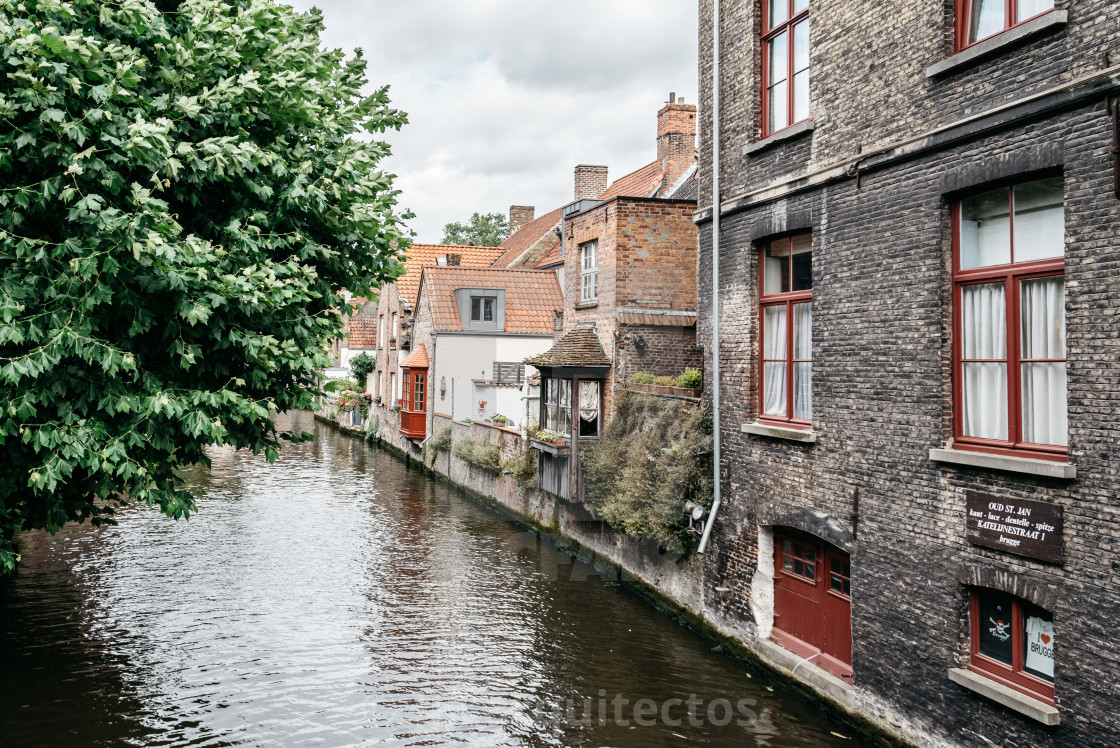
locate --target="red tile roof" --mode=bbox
[599,161,664,200]
[347,316,378,348]
[490,207,563,268]
[420,267,562,334]
[395,243,505,308]
[400,343,429,369]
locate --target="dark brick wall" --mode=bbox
[697,100,1120,747]
[695,2,1120,743]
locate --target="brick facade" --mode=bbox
[696,1,1120,746]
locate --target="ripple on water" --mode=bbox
[0,412,866,747]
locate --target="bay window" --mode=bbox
[953,176,1066,458]
[957,0,1055,49]
[762,0,809,136]
[969,589,1055,703]
[759,234,813,426]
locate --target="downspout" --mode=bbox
[698,0,721,554]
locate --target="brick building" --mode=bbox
[526,96,703,501]
[363,243,503,408]
[695,1,1120,746]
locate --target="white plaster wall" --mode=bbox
[751,525,776,640]
[433,334,554,424]
[339,346,376,369]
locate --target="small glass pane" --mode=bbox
[763,305,788,359]
[793,0,808,13]
[1023,606,1055,681]
[793,20,809,72]
[793,302,812,359]
[962,363,1008,440]
[763,362,788,417]
[842,579,850,595]
[768,82,789,133]
[1020,276,1065,360]
[783,540,792,554]
[960,187,1011,269]
[967,0,1006,44]
[471,298,481,321]
[1021,362,1067,446]
[769,0,788,28]
[783,555,792,571]
[769,32,788,84]
[792,70,809,123]
[978,591,1015,666]
[1016,0,1053,24]
[831,558,841,574]
[1013,178,1064,262]
[764,240,790,295]
[961,283,1007,360]
[804,547,815,563]
[483,298,494,322]
[804,563,815,581]
[794,364,811,420]
[791,234,812,291]
[793,560,804,576]
[831,575,843,592]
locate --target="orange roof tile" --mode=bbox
[419,267,562,334]
[599,161,664,200]
[347,316,378,348]
[401,343,429,369]
[394,243,505,308]
[491,207,563,268]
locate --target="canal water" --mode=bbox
[1,411,866,747]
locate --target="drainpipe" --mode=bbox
[698,0,721,555]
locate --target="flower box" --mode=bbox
[530,437,570,456]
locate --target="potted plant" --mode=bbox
[389,336,397,347]
[491,413,509,426]
[530,428,570,455]
[672,367,703,397]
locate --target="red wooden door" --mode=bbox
[773,530,852,681]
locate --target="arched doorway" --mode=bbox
[771,527,852,682]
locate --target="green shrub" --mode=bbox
[453,440,475,462]
[632,372,656,384]
[472,444,502,472]
[582,391,713,555]
[430,426,452,452]
[349,353,377,387]
[503,455,538,486]
[323,378,362,393]
[678,367,703,389]
[525,421,542,440]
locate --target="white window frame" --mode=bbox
[580,241,598,303]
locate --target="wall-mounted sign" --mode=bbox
[966,491,1063,564]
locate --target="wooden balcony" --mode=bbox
[400,409,426,440]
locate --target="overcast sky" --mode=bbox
[285,1,699,243]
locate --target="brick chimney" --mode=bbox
[446,253,461,266]
[656,93,697,196]
[509,205,535,234]
[574,165,609,200]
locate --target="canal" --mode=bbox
[1,411,866,747]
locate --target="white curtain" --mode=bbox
[968,0,1005,43]
[579,381,599,424]
[1016,0,1053,24]
[1021,277,1067,446]
[763,306,787,417]
[793,302,812,420]
[962,283,1007,440]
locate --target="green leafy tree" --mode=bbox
[0,0,411,573]
[348,352,376,388]
[440,212,508,247]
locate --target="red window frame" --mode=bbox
[951,177,1066,461]
[761,0,810,137]
[411,372,426,413]
[955,0,1056,51]
[758,234,812,428]
[969,590,1055,704]
[777,535,817,583]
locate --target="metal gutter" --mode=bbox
[698,0,721,555]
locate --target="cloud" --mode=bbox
[286,1,699,242]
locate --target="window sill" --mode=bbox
[741,422,817,443]
[925,11,1067,78]
[929,447,1075,479]
[575,301,599,310]
[948,668,1059,726]
[742,119,815,156]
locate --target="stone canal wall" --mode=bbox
[315,404,923,748]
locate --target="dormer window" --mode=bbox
[436,256,448,266]
[471,296,496,323]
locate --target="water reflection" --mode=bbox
[1,412,863,747]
